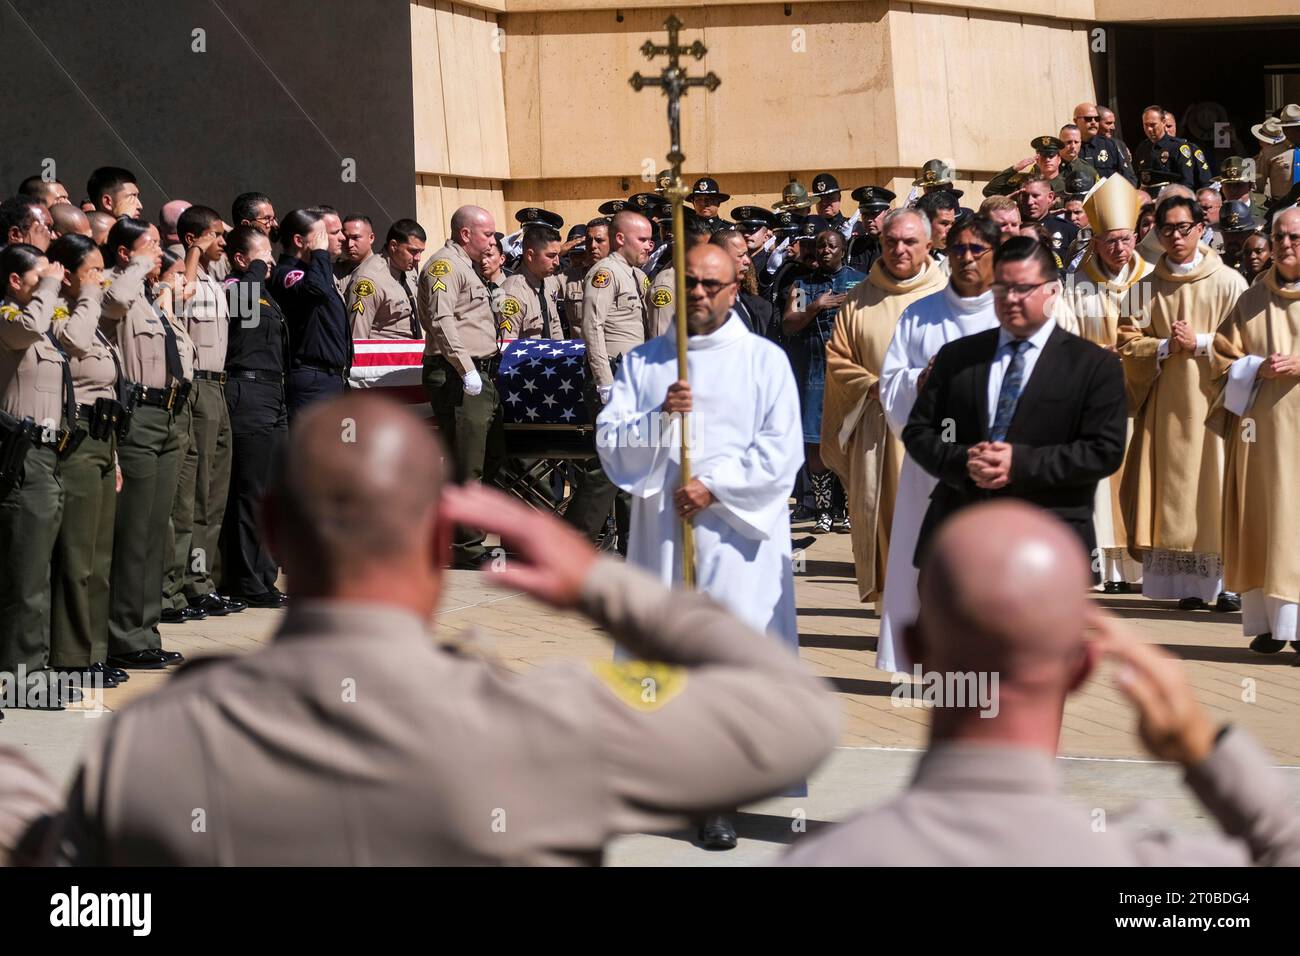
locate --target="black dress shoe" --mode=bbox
[1215,591,1242,613]
[189,593,231,616]
[1178,597,1209,611]
[235,590,289,609]
[107,650,170,670]
[1249,633,1286,654]
[217,594,247,613]
[154,649,185,666]
[94,662,129,683]
[698,815,738,850]
[161,607,189,624]
[1103,582,1124,594]
[51,666,118,689]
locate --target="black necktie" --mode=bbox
[45,330,77,426]
[535,283,552,338]
[153,302,184,384]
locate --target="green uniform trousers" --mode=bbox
[0,445,64,672]
[51,431,116,667]
[189,378,232,595]
[422,356,504,563]
[163,389,195,611]
[108,404,179,654]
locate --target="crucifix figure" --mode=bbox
[629,15,720,589]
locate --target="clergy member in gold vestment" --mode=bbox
[822,208,947,604]
[1117,194,1247,611]
[1212,206,1300,662]
[1055,174,1152,592]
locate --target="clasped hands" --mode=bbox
[661,381,715,520]
[967,441,1012,490]
[1166,319,1198,354]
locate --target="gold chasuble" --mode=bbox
[1117,245,1246,594]
[822,258,947,603]
[1056,250,1154,583]
[1212,266,1300,605]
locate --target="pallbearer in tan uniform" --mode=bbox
[36,397,837,864]
[46,235,127,688]
[0,244,75,702]
[416,204,503,568]
[492,224,565,340]
[175,206,240,618]
[559,219,610,339]
[566,211,655,546]
[345,218,427,340]
[100,218,186,671]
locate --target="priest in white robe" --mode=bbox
[876,215,1000,673]
[596,244,804,652]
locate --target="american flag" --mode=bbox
[497,339,591,426]
[349,338,590,426]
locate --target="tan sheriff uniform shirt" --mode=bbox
[101,258,174,389]
[53,284,117,406]
[646,266,676,339]
[493,272,564,340]
[417,240,498,375]
[0,277,67,427]
[182,267,229,373]
[582,251,648,388]
[560,263,588,338]
[346,252,418,340]
[45,559,838,865]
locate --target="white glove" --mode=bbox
[597,384,613,405]
[463,368,484,396]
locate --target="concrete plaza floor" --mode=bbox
[5,517,1298,864]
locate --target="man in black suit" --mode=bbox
[902,236,1126,567]
[710,228,775,338]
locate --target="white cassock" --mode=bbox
[596,311,804,650]
[876,285,999,673]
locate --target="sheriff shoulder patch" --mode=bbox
[1179,144,1191,159]
[500,297,521,317]
[591,270,612,289]
[428,259,451,278]
[651,287,672,308]
[354,279,376,297]
[589,660,687,713]
[52,306,69,320]
[1,304,20,322]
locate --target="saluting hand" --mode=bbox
[38,261,66,283]
[1091,609,1218,767]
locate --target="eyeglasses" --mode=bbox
[992,280,1055,300]
[684,276,736,295]
[1273,231,1300,245]
[252,214,277,224]
[1157,222,1200,238]
[947,243,990,260]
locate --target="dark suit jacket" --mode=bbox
[901,324,1127,566]
[735,292,775,339]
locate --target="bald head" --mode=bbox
[913,501,1093,715]
[265,395,448,607]
[50,203,91,239]
[449,205,496,263]
[1155,184,1194,209]
[86,210,115,246]
[610,211,654,267]
[684,243,738,335]
[159,199,192,244]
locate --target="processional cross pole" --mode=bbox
[629,15,720,590]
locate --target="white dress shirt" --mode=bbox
[987,317,1056,432]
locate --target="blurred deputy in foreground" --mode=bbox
[784,501,1300,866]
[4,393,837,866]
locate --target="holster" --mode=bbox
[0,411,33,485]
[175,379,194,408]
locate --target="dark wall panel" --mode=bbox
[0,0,415,231]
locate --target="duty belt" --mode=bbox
[195,370,228,384]
[134,384,178,410]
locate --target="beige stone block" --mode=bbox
[411,0,451,175]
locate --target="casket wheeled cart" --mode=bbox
[350,338,596,515]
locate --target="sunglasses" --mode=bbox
[947,243,990,259]
[684,276,736,295]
